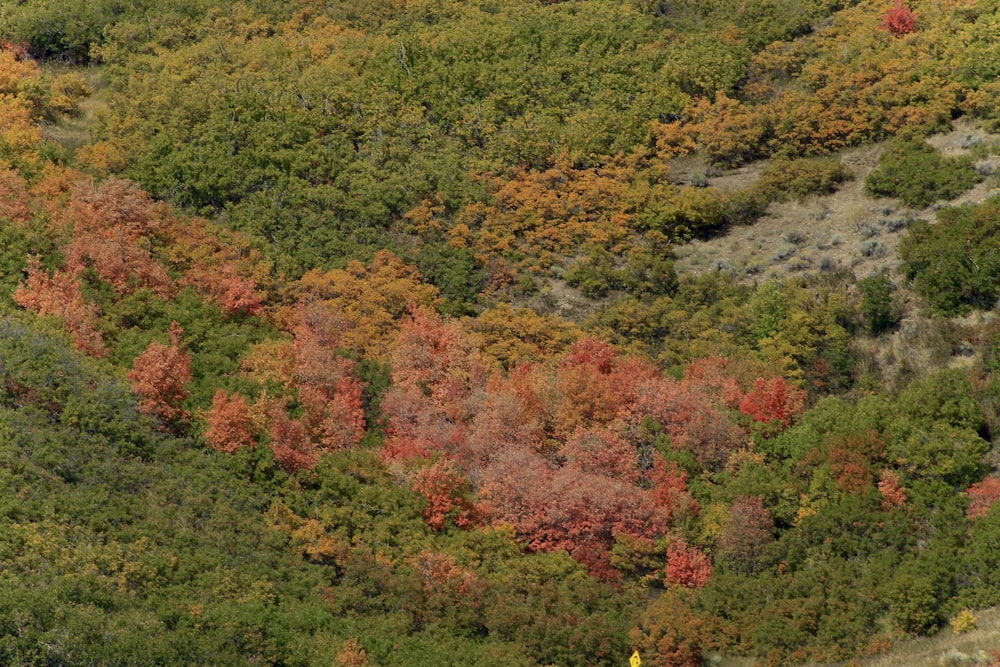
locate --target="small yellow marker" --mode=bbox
[629,650,641,667]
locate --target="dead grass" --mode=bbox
[860,607,1000,667]
[40,63,110,155]
[703,607,1000,667]
[674,120,1000,286]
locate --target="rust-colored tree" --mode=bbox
[0,168,31,225]
[561,426,640,483]
[268,404,317,473]
[199,265,264,317]
[203,390,258,453]
[127,321,192,425]
[466,363,551,469]
[967,477,1000,520]
[292,310,366,452]
[878,469,908,511]
[630,375,744,470]
[14,257,107,357]
[64,178,174,298]
[553,338,659,438]
[665,538,713,589]
[480,447,668,580]
[880,1,917,37]
[650,457,700,526]
[717,496,774,575]
[410,459,482,530]
[681,356,746,410]
[738,377,807,428]
[381,308,486,463]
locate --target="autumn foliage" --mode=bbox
[717,496,774,574]
[880,1,917,37]
[878,469,908,511]
[738,377,807,427]
[203,390,258,453]
[8,7,1000,664]
[13,257,107,357]
[127,321,192,425]
[665,539,713,588]
[967,477,1000,520]
[64,178,174,298]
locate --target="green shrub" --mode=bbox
[565,248,619,298]
[858,273,899,334]
[757,157,852,202]
[865,137,982,209]
[899,198,1000,315]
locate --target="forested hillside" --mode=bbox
[1,0,1000,664]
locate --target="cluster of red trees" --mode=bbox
[10,160,808,585]
[376,310,804,579]
[14,176,267,360]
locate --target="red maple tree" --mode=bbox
[650,457,700,525]
[967,477,1000,520]
[880,0,917,37]
[738,377,806,428]
[127,321,192,424]
[665,539,713,588]
[268,404,317,473]
[203,390,258,453]
[14,257,107,357]
[878,469,908,510]
[291,309,366,451]
[411,460,482,530]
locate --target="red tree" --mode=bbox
[64,178,174,298]
[553,339,658,437]
[0,168,31,225]
[202,266,264,317]
[292,308,366,451]
[630,376,744,469]
[878,469,907,510]
[665,539,713,588]
[381,308,486,463]
[268,405,317,473]
[14,257,107,357]
[65,227,174,297]
[127,321,192,424]
[380,384,467,461]
[738,377,806,428]
[203,390,258,453]
[561,426,640,483]
[650,457,700,525]
[967,477,1000,520]
[880,0,917,37]
[480,447,668,580]
[466,364,550,470]
[411,460,482,530]
[681,356,745,409]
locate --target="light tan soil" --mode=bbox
[674,119,1000,285]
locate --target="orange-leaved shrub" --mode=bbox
[127,321,192,425]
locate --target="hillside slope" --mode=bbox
[1,1,1000,666]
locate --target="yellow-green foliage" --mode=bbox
[950,609,977,634]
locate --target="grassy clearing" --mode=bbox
[860,607,1000,667]
[707,607,1000,667]
[40,63,109,155]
